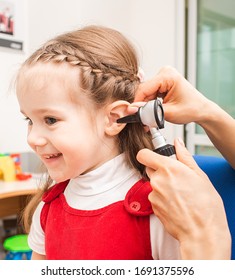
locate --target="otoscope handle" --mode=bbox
[153,144,176,157]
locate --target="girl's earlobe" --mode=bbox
[105,101,130,136]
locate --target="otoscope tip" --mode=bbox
[116,113,141,124]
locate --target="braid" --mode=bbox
[30,41,140,93]
[25,34,140,104]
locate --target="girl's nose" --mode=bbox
[27,127,47,148]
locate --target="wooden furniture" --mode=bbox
[0,178,38,218]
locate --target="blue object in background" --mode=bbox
[194,155,235,260]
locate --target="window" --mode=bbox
[186,0,235,156]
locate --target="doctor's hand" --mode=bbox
[134,66,213,126]
[137,138,231,259]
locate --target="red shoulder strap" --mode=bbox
[42,180,69,203]
[124,179,153,216]
[41,180,69,231]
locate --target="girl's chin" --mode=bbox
[48,172,69,183]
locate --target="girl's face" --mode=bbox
[16,63,119,182]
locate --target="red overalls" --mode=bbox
[41,179,154,260]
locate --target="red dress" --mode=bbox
[40,179,154,260]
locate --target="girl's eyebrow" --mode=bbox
[20,108,62,115]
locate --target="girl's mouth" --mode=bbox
[43,153,62,159]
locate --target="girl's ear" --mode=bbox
[104,100,130,136]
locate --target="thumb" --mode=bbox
[174,138,203,174]
[161,103,180,124]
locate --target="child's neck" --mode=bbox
[64,153,141,210]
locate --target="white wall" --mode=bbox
[0,0,184,153]
[0,50,27,153]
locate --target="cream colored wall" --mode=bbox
[0,0,184,153]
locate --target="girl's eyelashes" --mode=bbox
[44,117,58,125]
[24,117,33,125]
[22,115,58,125]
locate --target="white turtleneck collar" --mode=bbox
[64,153,141,210]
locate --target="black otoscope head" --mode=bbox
[117,99,164,129]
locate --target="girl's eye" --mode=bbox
[45,117,57,125]
[24,117,33,126]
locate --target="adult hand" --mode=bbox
[137,138,231,259]
[134,66,212,125]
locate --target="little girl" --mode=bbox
[16,25,180,260]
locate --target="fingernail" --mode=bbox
[177,137,185,147]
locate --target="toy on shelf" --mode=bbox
[10,153,32,181]
[0,154,15,182]
[0,153,32,182]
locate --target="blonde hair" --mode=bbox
[18,25,153,232]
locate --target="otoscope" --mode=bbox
[117,99,176,157]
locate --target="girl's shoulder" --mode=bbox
[124,178,153,216]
